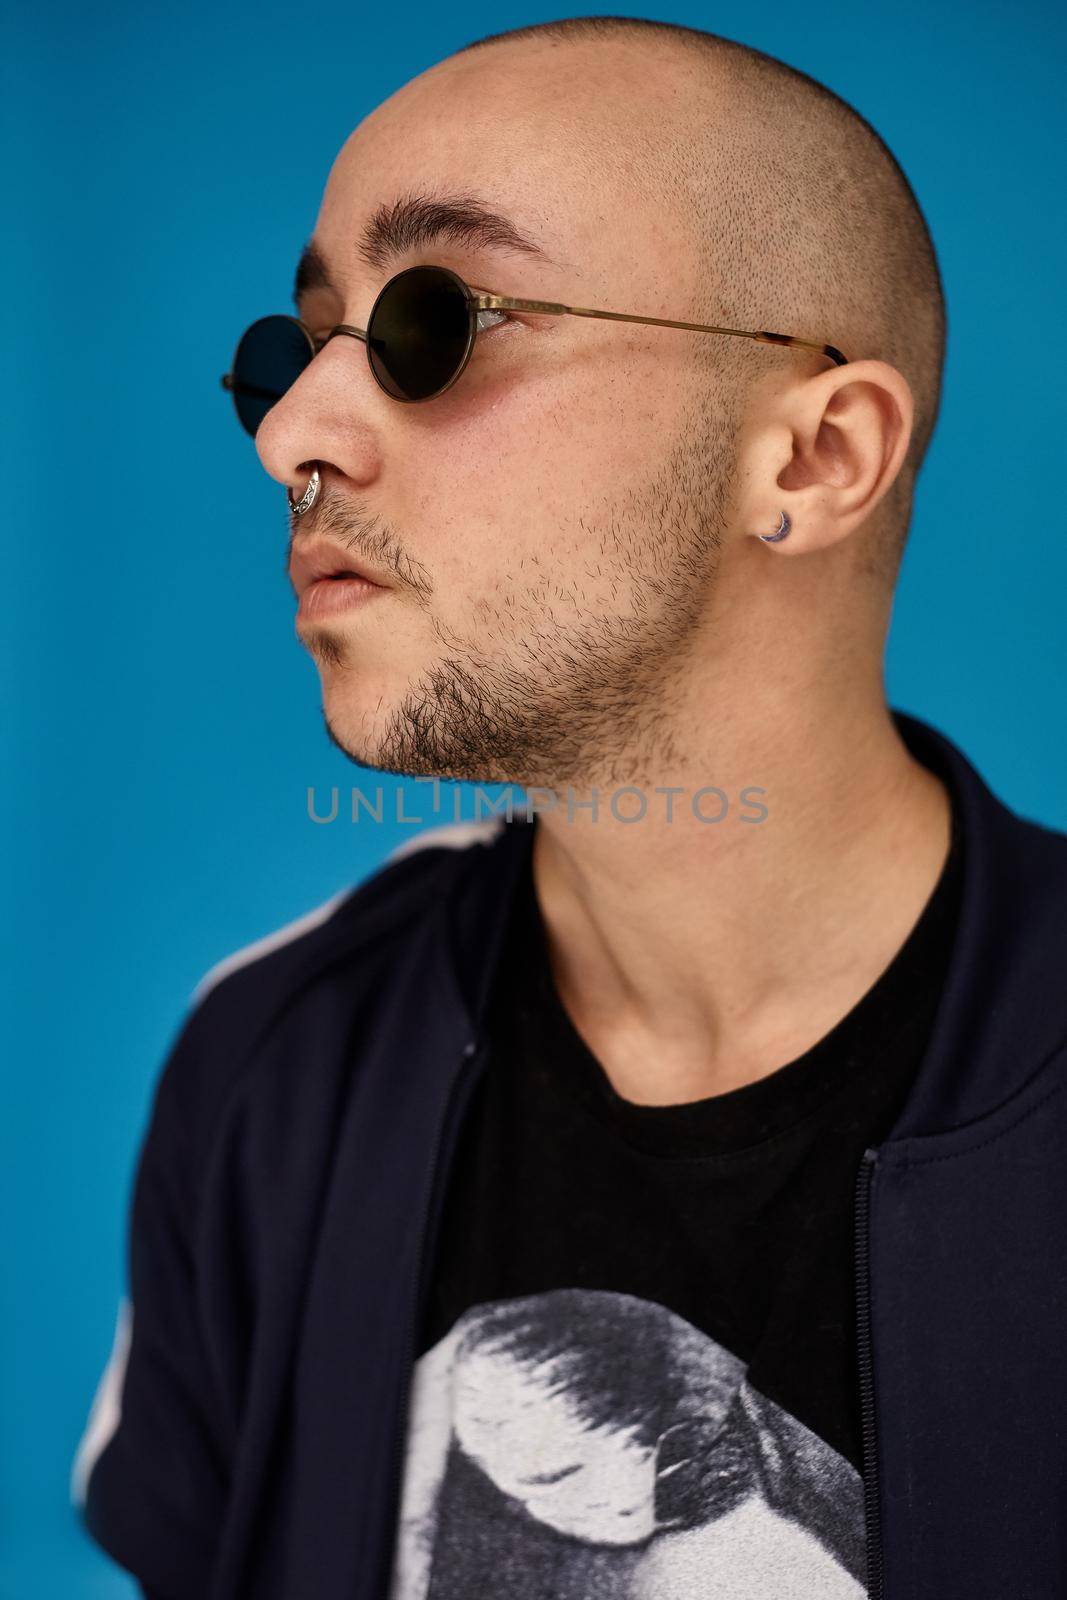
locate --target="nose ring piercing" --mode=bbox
[288,468,321,517]
[759,510,791,543]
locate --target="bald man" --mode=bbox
[73,16,1067,1600]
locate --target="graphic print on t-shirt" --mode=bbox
[388,1287,865,1598]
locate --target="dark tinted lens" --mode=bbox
[367,266,473,401]
[230,315,313,436]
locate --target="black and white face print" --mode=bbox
[387,1288,866,1598]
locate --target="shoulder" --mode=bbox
[148,817,510,1152]
[993,807,1067,934]
[192,814,507,1005]
[1009,810,1067,866]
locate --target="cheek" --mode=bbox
[397,353,683,619]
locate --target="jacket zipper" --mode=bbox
[375,1036,486,1599]
[854,1145,885,1598]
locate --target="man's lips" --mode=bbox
[289,538,392,626]
[289,538,390,599]
[296,573,387,624]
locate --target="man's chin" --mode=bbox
[319,695,431,780]
[320,700,388,771]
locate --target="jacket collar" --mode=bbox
[880,709,1067,1139]
[439,709,1067,1142]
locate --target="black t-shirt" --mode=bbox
[386,809,965,1598]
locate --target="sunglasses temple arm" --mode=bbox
[559,307,848,366]
[473,293,848,366]
[220,374,288,402]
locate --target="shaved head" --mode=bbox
[456,16,946,589]
[260,16,944,789]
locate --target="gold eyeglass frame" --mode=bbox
[221,262,849,421]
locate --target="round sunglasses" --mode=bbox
[220,262,849,435]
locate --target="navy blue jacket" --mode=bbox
[73,709,1067,1598]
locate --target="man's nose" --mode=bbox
[254,334,381,500]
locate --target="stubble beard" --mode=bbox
[323,402,737,793]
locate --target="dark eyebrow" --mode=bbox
[292,189,554,307]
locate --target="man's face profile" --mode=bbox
[254,26,926,799]
[255,35,760,793]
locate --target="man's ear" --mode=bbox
[742,359,914,555]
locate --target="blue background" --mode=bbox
[4,0,1065,1592]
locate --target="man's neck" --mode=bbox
[528,703,952,1106]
